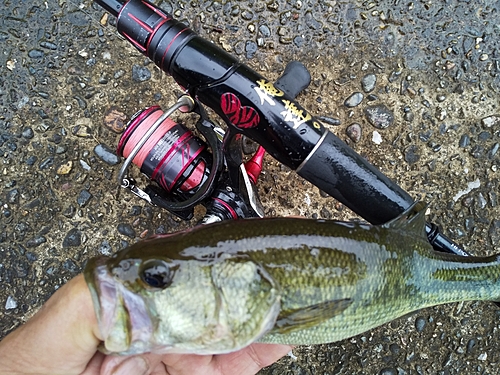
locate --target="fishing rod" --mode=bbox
[94,0,468,257]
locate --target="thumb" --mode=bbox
[0,274,102,375]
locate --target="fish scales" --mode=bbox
[85,206,500,355]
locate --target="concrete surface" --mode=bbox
[1,0,500,374]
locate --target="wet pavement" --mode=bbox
[1,0,500,374]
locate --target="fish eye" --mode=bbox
[140,259,173,289]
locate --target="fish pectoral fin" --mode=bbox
[270,298,352,335]
[381,199,429,239]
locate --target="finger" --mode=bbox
[100,352,167,375]
[0,275,102,375]
[81,352,106,375]
[213,344,294,375]
[161,353,214,375]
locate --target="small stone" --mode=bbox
[481,115,500,128]
[459,134,470,148]
[63,228,82,247]
[56,161,73,175]
[22,127,34,139]
[488,143,499,159]
[99,240,113,256]
[344,92,364,107]
[404,145,420,164]
[317,116,341,126]
[5,296,18,310]
[129,205,142,216]
[94,144,120,165]
[388,70,402,82]
[415,316,426,332]
[7,60,16,70]
[478,131,491,141]
[73,96,87,109]
[26,236,47,248]
[28,49,44,58]
[478,353,487,361]
[67,65,84,75]
[470,145,484,159]
[39,156,54,170]
[293,36,304,48]
[346,123,362,143]
[7,189,19,204]
[63,259,79,273]
[372,131,382,145]
[245,40,258,59]
[40,41,57,50]
[56,146,67,154]
[258,24,271,37]
[77,189,93,207]
[73,118,93,137]
[489,220,500,246]
[435,107,447,121]
[26,155,38,165]
[365,104,394,129]
[379,368,397,375]
[80,160,91,171]
[403,110,414,122]
[477,193,487,209]
[132,64,151,82]
[114,69,125,79]
[117,223,136,238]
[361,73,377,92]
[103,106,127,133]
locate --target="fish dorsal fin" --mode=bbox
[270,298,352,335]
[381,200,428,239]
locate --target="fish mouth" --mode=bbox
[84,256,154,355]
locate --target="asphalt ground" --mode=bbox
[1,1,500,374]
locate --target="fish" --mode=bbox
[84,202,500,356]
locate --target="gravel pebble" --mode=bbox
[245,41,258,59]
[7,189,19,204]
[5,296,18,310]
[26,155,38,165]
[415,316,427,332]
[22,128,34,139]
[99,240,113,256]
[63,228,82,247]
[77,189,93,207]
[379,368,397,375]
[94,144,120,165]
[39,156,54,170]
[26,236,47,248]
[365,104,394,129]
[404,145,420,164]
[361,74,377,92]
[344,92,364,108]
[459,134,470,148]
[28,49,44,58]
[346,123,362,143]
[318,116,341,126]
[57,161,73,175]
[103,106,127,133]
[132,64,151,82]
[117,223,136,238]
[481,115,499,127]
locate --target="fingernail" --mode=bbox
[112,356,149,375]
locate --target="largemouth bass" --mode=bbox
[84,203,500,355]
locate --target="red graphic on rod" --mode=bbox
[221,93,260,129]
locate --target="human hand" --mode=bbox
[0,274,293,375]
